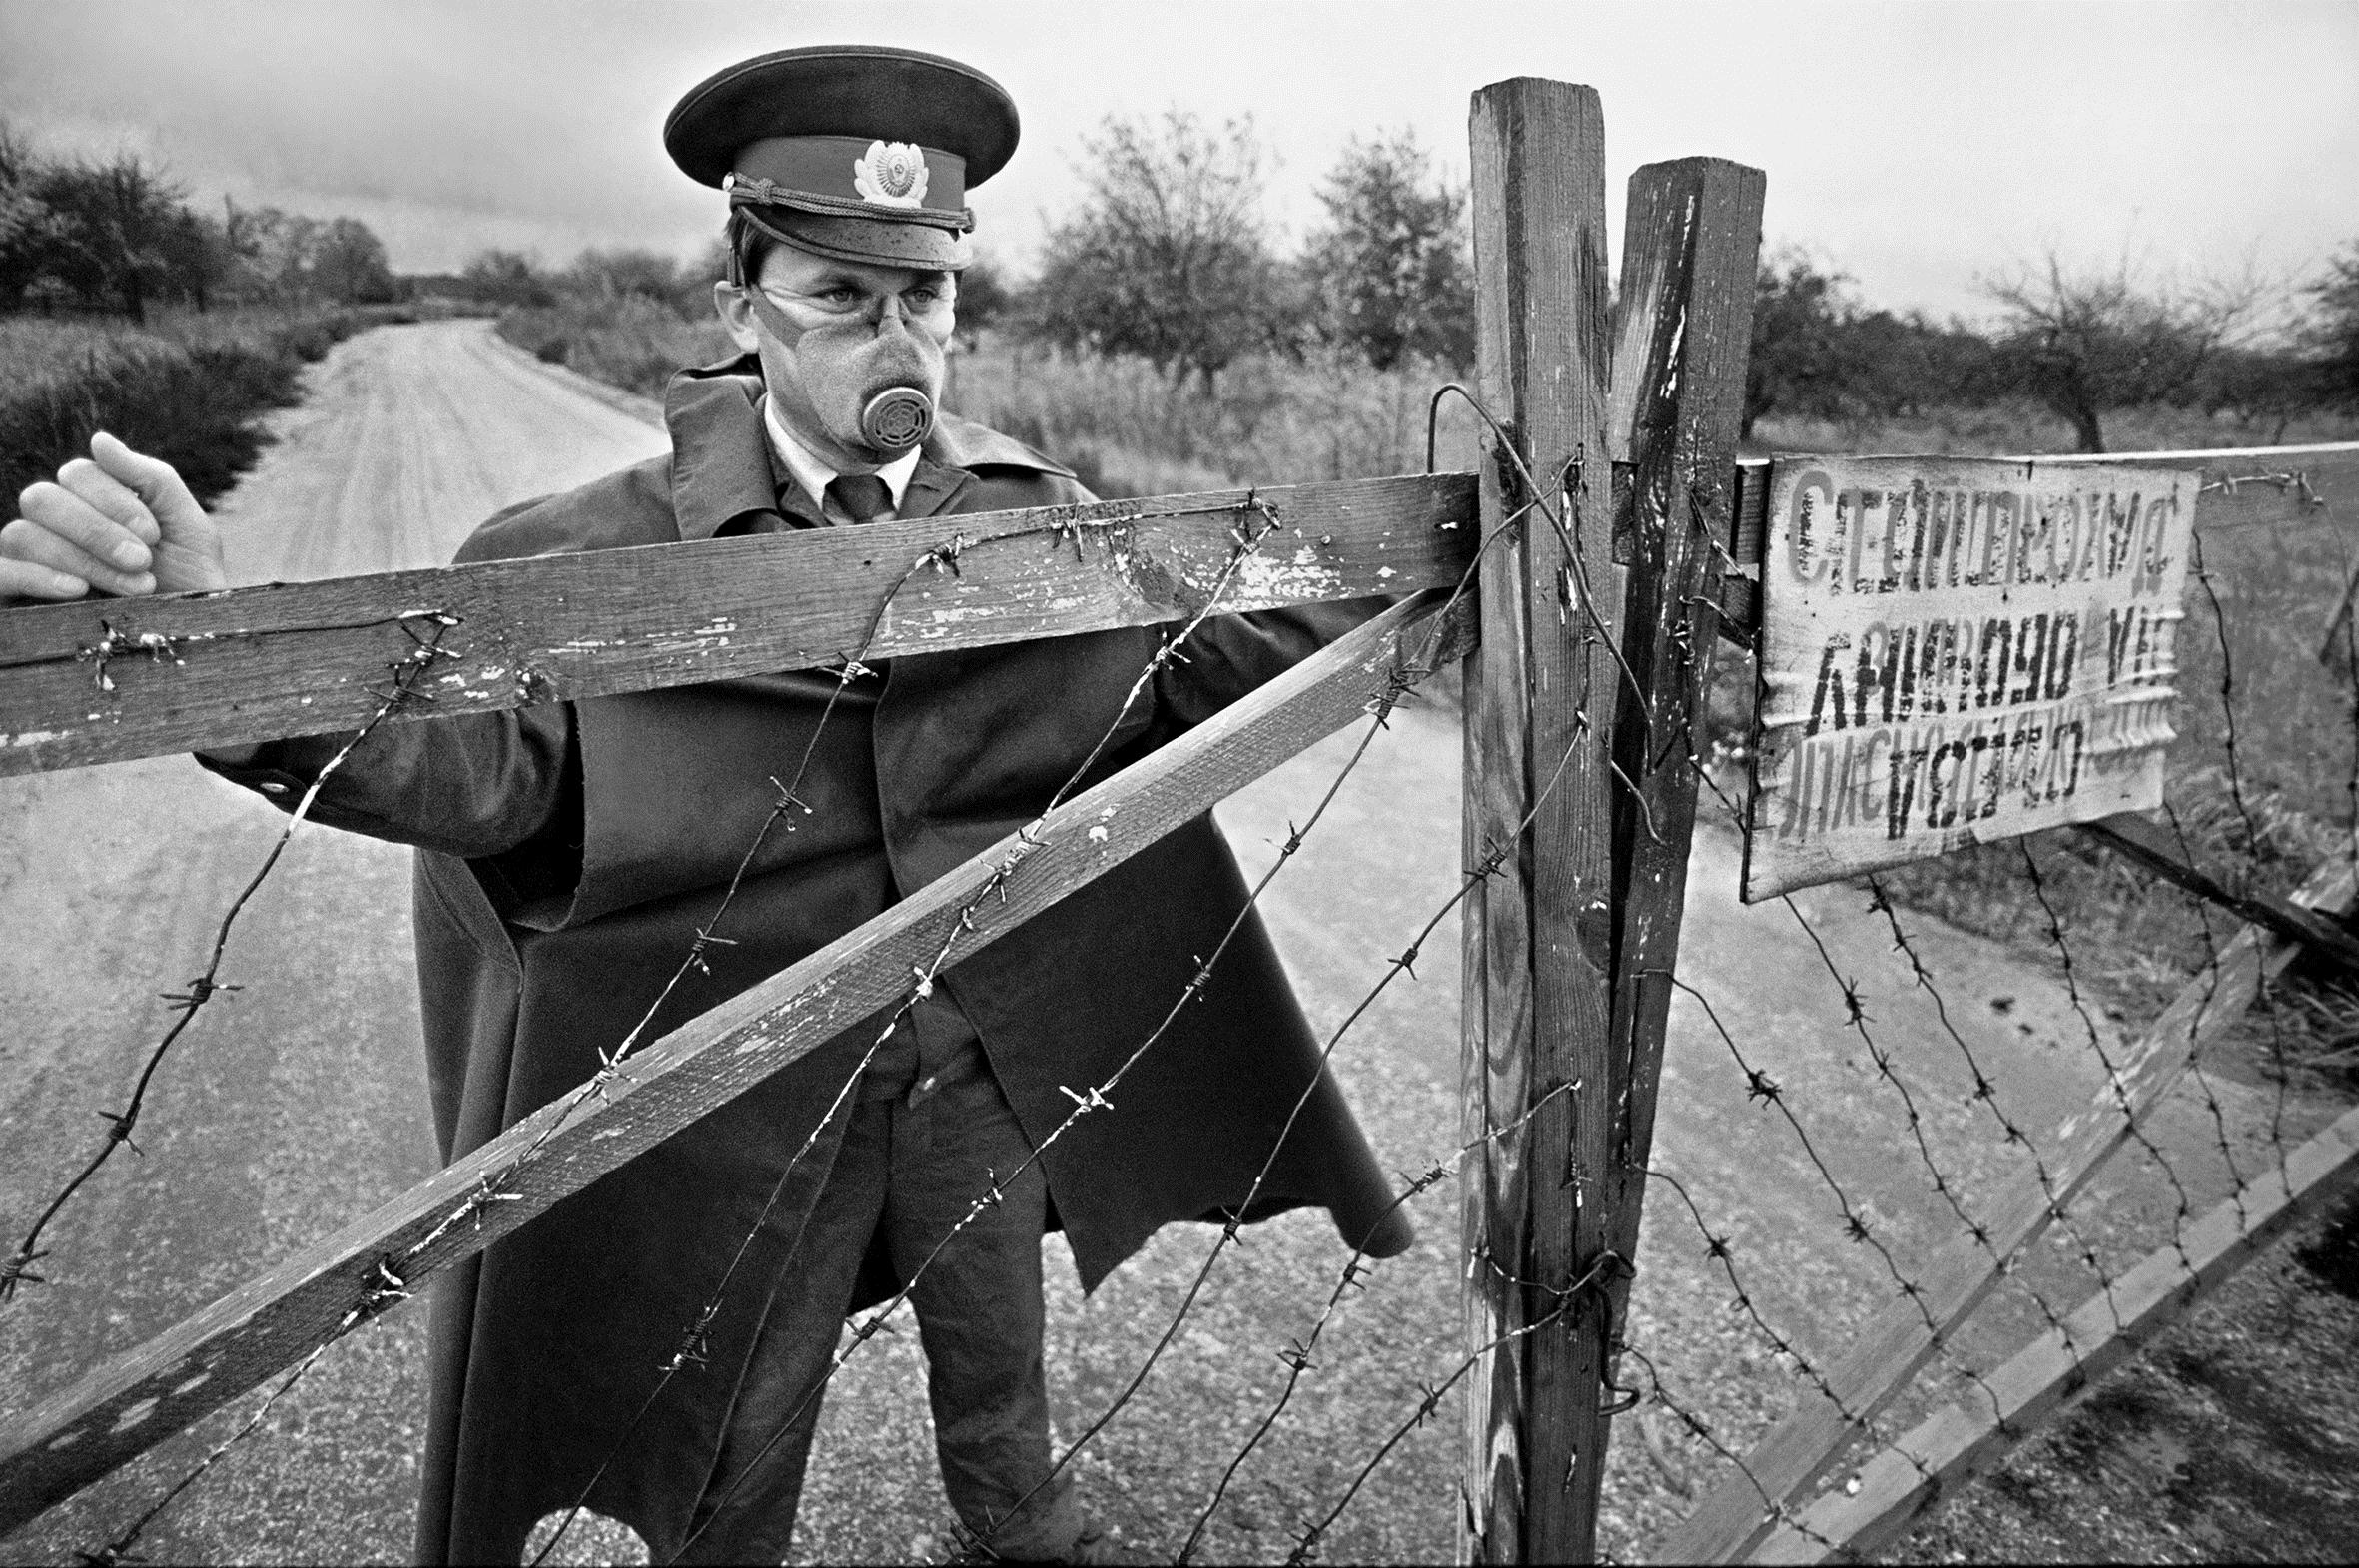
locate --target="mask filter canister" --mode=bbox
[861,387,935,452]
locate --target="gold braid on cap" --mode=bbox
[724,173,975,233]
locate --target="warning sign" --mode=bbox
[1742,455,2197,902]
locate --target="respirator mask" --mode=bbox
[744,280,945,458]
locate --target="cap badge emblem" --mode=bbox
[853,141,930,208]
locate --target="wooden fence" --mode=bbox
[4,66,2359,1563]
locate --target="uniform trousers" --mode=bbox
[676,1021,1080,1564]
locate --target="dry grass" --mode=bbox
[494,295,1489,501]
[0,304,420,505]
[948,341,1483,497]
[496,295,734,402]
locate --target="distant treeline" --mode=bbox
[9,108,2357,461]
[0,125,400,322]
[1748,249,2359,451]
[460,113,2359,456]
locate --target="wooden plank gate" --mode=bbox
[0,73,1766,1561]
[7,62,2355,1561]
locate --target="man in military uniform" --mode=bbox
[1,45,1409,1567]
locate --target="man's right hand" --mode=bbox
[2,432,229,603]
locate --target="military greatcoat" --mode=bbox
[205,356,1411,1565]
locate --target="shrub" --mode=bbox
[496,295,733,400]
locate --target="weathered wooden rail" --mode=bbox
[1751,1099,2359,1563]
[0,474,1473,776]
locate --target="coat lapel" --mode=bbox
[897,454,975,520]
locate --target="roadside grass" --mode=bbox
[948,342,1483,497]
[0,304,425,506]
[496,294,1485,499]
[496,294,735,404]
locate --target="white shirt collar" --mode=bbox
[763,397,921,522]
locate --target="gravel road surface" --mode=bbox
[0,320,2328,1564]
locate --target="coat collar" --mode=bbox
[663,354,1074,539]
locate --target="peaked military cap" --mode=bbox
[665,44,1019,273]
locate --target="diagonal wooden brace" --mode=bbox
[2075,810,2359,975]
[0,590,1468,1536]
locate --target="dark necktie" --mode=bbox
[825,473,894,523]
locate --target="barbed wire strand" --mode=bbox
[1174,1084,1578,1564]
[669,503,1523,1564]
[1654,974,1957,1484]
[1638,1165,1913,1463]
[1613,1340,1849,1560]
[3,610,460,1306]
[536,496,1335,1565]
[2154,798,2255,1229]
[80,1255,418,1564]
[1860,875,2117,1347]
[970,669,1590,1556]
[84,495,1282,1564]
[2189,530,2298,1190]
[2016,838,2205,1276]
[1278,1251,1626,1568]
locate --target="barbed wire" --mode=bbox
[667,500,1519,1565]
[544,493,1348,1565]
[678,379,1640,1560]
[2189,531,2299,1191]
[2153,798,2256,1230]
[1278,1249,1627,1568]
[965,655,1584,1556]
[68,491,1302,1564]
[2,609,461,1306]
[1652,973,1963,1482]
[1861,876,2118,1348]
[1638,1163,1910,1458]
[41,435,2354,1566]
[1174,1083,1577,1563]
[79,1254,417,1564]
[2016,838,2205,1275]
[1613,1339,1849,1560]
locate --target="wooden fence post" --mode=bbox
[1460,90,1765,1562]
[1461,77,1617,1565]
[1598,157,1765,1368]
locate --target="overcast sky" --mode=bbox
[3,0,2354,325]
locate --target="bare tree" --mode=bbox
[1984,253,2262,452]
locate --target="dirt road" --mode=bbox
[0,320,666,1564]
[0,320,2334,1564]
